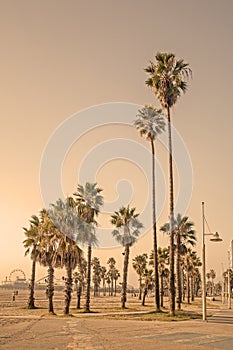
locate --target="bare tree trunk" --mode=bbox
[48,265,55,314]
[64,263,73,315]
[85,245,92,312]
[151,140,160,311]
[122,245,130,308]
[28,258,36,309]
[167,107,175,315]
[114,279,117,296]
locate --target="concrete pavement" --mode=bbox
[0,306,233,349]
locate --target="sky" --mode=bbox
[0,0,233,287]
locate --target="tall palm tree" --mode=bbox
[111,205,143,308]
[160,214,196,309]
[134,105,165,310]
[74,182,104,312]
[132,253,148,300]
[23,214,40,309]
[145,52,192,315]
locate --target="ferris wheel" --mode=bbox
[9,269,26,282]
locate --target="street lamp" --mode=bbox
[202,202,223,321]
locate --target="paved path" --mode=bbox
[207,307,233,324]
[1,307,233,349]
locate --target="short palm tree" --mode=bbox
[160,214,196,309]
[209,269,216,296]
[111,205,143,308]
[113,268,120,296]
[132,253,148,300]
[23,214,41,309]
[100,266,107,296]
[141,268,153,306]
[49,197,83,314]
[58,236,82,314]
[73,256,87,309]
[145,52,192,315]
[134,105,165,310]
[107,257,116,296]
[92,257,102,296]
[37,211,61,314]
[157,247,169,307]
[74,182,104,312]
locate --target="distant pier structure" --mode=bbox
[1,269,27,288]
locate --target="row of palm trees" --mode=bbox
[24,51,192,315]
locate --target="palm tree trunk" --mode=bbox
[167,106,175,315]
[77,282,82,309]
[142,288,147,306]
[85,244,92,312]
[28,258,36,309]
[48,265,55,314]
[64,263,73,315]
[114,279,117,296]
[176,233,182,310]
[103,279,105,296]
[122,245,130,308]
[182,268,186,301]
[151,140,160,311]
[191,273,194,302]
[111,277,113,296]
[160,274,164,307]
[139,275,142,300]
[187,272,190,304]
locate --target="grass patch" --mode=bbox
[86,309,202,322]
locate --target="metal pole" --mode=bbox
[202,202,207,321]
[228,269,231,309]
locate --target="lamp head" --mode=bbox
[210,232,223,242]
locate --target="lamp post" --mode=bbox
[227,251,232,309]
[202,202,223,321]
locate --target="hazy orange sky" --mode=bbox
[0,0,233,286]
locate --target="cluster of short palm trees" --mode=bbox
[23,51,199,316]
[23,183,143,314]
[133,216,202,308]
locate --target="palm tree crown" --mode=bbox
[134,105,166,142]
[111,206,143,246]
[145,52,192,109]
